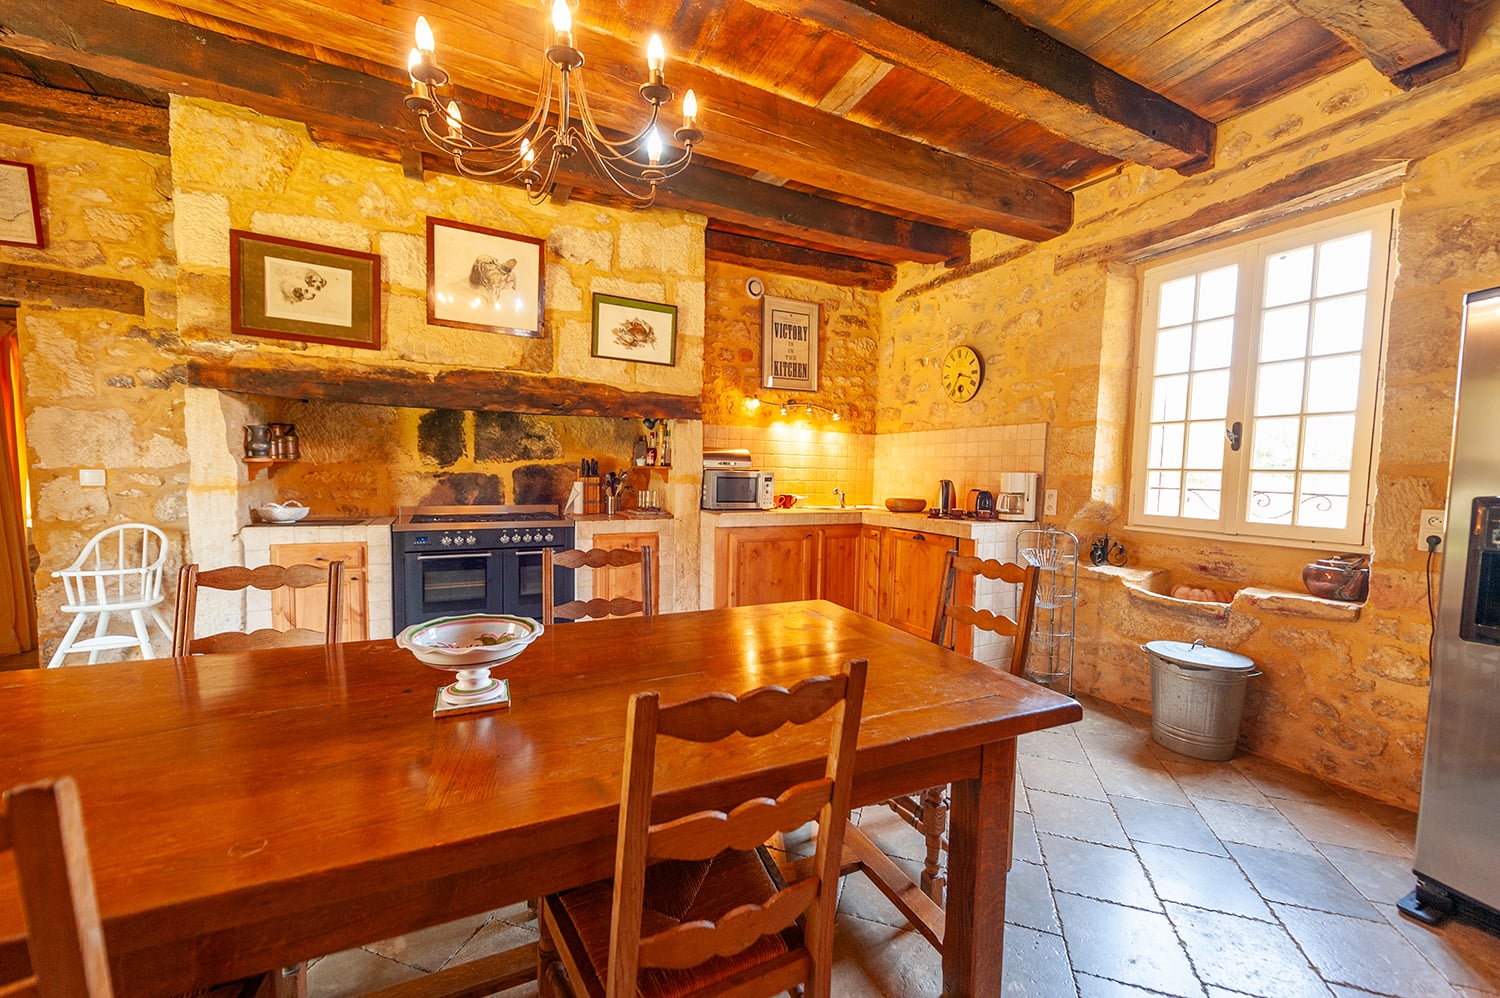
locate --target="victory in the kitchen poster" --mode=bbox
[762,295,819,391]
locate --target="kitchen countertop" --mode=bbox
[701,508,1037,536]
[244,515,396,528]
[568,510,675,522]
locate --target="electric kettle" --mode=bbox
[938,480,956,515]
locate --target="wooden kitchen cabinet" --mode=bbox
[879,528,973,647]
[714,525,817,608]
[857,526,883,618]
[816,523,862,611]
[269,541,368,641]
[590,531,659,614]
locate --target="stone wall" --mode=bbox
[877,12,1500,806]
[5,95,710,656]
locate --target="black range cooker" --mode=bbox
[391,504,575,631]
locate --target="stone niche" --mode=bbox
[226,395,652,515]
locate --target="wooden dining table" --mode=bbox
[0,600,1080,997]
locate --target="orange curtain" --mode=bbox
[1,318,36,656]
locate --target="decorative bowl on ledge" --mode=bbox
[1302,554,1369,602]
[254,500,310,523]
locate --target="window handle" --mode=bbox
[1226,421,1243,451]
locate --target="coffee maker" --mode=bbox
[994,472,1039,521]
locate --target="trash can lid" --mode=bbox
[1144,639,1255,672]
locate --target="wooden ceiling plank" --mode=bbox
[733,0,1214,173]
[186,360,703,419]
[1285,0,1464,82]
[0,68,169,154]
[705,229,897,291]
[1,0,1071,243]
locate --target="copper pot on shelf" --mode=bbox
[1302,554,1369,602]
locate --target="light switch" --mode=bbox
[79,469,106,487]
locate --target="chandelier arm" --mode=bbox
[566,138,658,203]
[436,69,557,148]
[570,69,665,155]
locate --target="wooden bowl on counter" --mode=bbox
[884,498,927,513]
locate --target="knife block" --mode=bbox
[580,477,603,515]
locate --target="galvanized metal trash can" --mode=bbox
[1143,639,1259,761]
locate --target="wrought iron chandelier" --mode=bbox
[404,1,702,206]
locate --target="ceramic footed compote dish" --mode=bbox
[396,613,543,715]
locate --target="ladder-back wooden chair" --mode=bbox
[846,552,1039,947]
[542,546,654,625]
[171,562,345,656]
[1,777,114,997]
[537,659,868,998]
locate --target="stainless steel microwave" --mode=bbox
[701,468,775,510]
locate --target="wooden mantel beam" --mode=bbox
[0,70,168,154]
[1286,0,1465,86]
[734,0,1215,174]
[186,361,704,420]
[706,230,897,291]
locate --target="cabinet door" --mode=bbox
[857,526,883,618]
[816,524,862,611]
[591,532,659,614]
[880,529,970,642]
[269,541,368,641]
[716,526,816,608]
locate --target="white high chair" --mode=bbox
[47,523,172,667]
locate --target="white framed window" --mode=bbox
[1129,204,1395,546]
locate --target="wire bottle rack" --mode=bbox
[1016,526,1078,695]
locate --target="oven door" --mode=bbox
[402,549,508,627]
[502,547,574,621]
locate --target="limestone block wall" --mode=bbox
[878,13,1500,806]
[0,124,186,657]
[6,95,711,656]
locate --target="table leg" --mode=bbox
[942,738,1016,996]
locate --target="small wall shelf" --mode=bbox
[243,458,297,480]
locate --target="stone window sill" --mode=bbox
[1082,564,1362,622]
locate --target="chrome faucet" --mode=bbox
[833,487,846,508]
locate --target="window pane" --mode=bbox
[1159,276,1196,327]
[1303,414,1356,470]
[1299,472,1351,528]
[1188,369,1229,420]
[1311,295,1367,355]
[1146,470,1181,516]
[1246,472,1295,524]
[1155,325,1192,374]
[1151,374,1188,422]
[1306,355,1361,413]
[1183,471,1221,519]
[1186,421,1225,469]
[1316,231,1372,297]
[1197,266,1238,320]
[1260,304,1309,362]
[1149,424,1184,467]
[1251,416,1301,469]
[1254,361,1305,417]
[1265,246,1314,307]
[1193,317,1235,370]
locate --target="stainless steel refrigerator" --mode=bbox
[1401,286,1500,928]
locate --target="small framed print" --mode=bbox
[591,294,677,366]
[0,160,43,248]
[427,217,546,337]
[762,295,819,392]
[230,231,382,349]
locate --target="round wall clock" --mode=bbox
[941,345,983,403]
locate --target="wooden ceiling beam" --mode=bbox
[731,0,1214,174]
[705,230,897,291]
[0,0,1063,251]
[0,69,169,154]
[1286,0,1464,86]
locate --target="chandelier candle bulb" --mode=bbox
[683,89,698,128]
[551,0,572,46]
[445,101,463,140]
[647,130,662,166]
[648,34,665,80]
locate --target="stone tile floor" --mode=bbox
[308,693,1500,997]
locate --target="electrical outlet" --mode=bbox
[78,469,105,487]
[1044,489,1058,516]
[1417,507,1446,553]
